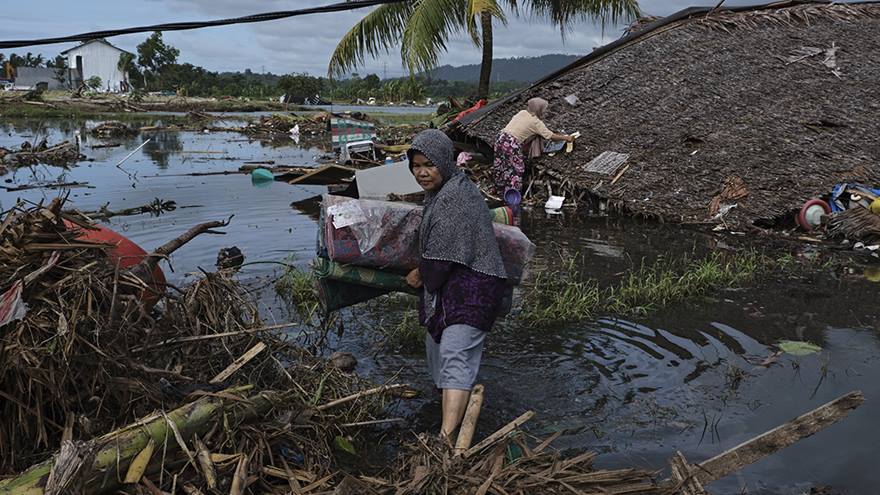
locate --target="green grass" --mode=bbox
[364,294,424,352]
[275,261,320,316]
[381,307,424,351]
[520,250,767,324]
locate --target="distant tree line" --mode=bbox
[1,32,522,101]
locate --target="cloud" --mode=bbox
[3,0,763,76]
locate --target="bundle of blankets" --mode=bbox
[314,194,534,313]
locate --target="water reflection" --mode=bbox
[142,132,183,169]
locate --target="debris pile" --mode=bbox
[0,140,85,168]
[0,198,403,492]
[379,123,429,146]
[90,121,139,138]
[828,207,880,245]
[243,113,329,138]
[362,429,665,494]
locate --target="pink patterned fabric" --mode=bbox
[491,131,525,196]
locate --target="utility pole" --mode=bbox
[383,61,387,80]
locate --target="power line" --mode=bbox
[0,0,408,50]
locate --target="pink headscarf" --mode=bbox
[527,98,549,119]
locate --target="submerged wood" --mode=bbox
[690,390,864,486]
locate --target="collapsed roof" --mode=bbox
[456,1,880,229]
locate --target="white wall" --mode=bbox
[65,42,128,92]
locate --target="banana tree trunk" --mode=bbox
[0,388,285,495]
[477,11,493,100]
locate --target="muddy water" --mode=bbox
[2,118,878,494]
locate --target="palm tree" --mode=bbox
[329,0,640,99]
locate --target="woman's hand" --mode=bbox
[564,134,576,143]
[405,268,423,289]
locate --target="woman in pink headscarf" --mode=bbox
[491,97,574,197]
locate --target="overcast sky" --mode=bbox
[1,0,755,77]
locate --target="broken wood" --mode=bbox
[670,451,708,495]
[611,163,631,186]
[464,410,535,458]
[316,384,408,411]
[134,218,230,274]
[2,182,93,192]
[210,342,267,384]
[455,384,484,454]
[691,390,864,485]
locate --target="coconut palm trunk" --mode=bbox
[477,11,493,99]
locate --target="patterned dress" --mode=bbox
[491,131,525,197]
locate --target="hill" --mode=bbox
[425,54,580,83]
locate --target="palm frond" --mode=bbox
[400,0,470,75]
[328,2,414,78]
[466,0,508,45]
[524,0,640,30]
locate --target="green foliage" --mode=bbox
[278,73,324,100]
[329,0,639,86]
[520,250,766,324]
[137,32,179,74]
[3,52,45,68]
[85,76,102,91]
[275,262,319,316]
[383,308,424,351]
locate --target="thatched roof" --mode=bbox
[457,1,880,228]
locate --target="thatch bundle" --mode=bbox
[827,207,880,244]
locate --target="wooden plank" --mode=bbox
[209,342,267,384]
[464,410,534,458]
[693,390,864,485]
[287,164,355,186]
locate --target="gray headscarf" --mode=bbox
[527,97,548,119]
[408,130,507,282]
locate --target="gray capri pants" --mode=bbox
[425,324,486,390]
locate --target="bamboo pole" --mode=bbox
[454,385,484,455]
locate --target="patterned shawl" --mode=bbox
[408,129,507,280]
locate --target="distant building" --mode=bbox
[61,39,133,92]
[12,67,65,91]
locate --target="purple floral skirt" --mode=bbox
[491,132,525,197]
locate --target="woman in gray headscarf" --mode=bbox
[405,129,508,438]
[492,97,574,197]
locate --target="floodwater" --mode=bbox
[2,117,878,494]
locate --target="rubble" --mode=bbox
[0,140,85,169]
[90,121,139,138]
[454,2,880,229]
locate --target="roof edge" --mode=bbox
[458,0,880,129]
[60,38,133,55]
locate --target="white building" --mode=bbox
[61,39,132,93]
